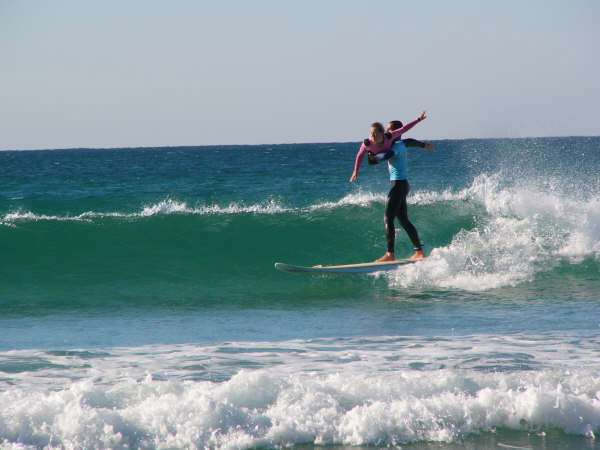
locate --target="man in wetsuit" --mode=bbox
[368,121,434,261]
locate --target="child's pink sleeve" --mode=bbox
[353,142,368,173]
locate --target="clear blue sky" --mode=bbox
[2,0,599,149]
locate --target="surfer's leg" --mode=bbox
[385,186,398,253]
[375,183,400,262]
[396,181,425,259]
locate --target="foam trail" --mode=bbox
[1,199,291,222]
[2,192,387,223]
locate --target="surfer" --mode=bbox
[349,113,433,261]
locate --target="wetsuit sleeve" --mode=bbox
[389,117,421,140]
[402,138,427,148]
[353,143,368,173]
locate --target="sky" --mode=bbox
[2,0,599,150]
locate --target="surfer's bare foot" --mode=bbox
[410,250,426,260]
[375,252,395,262]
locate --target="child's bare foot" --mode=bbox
[409,250,426,260]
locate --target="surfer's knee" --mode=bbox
[398,216,411,229]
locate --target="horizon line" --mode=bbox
[1,134,599,152]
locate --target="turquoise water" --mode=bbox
[1,137,600,448]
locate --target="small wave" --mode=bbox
[0,183,481,225]
[1,199,291,223]
[1,192,388,224]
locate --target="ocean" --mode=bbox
[1,136,600,449]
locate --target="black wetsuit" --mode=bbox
[385,179,422,253]
[377,138,427,253]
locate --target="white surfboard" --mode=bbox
[274,259,418,274]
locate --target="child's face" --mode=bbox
[370,127,383,142]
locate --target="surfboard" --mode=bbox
[274,259,418,274]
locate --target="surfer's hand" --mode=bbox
[349,171,358,182]
[425,143,434,151]
[418,110,427,121]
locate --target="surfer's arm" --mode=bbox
[350,142,368,181]
[389,110,427,140]
[403,138,434,151]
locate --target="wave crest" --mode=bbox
[386,173,600,290]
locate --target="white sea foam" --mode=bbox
[1,198,291,223]
[1,335,600,448]
[192,199,289,216]
[3,210,84,223]
[386,173,600,290]
[1,191,384,224]
[409,187,467,205]
[306,190,386,211]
